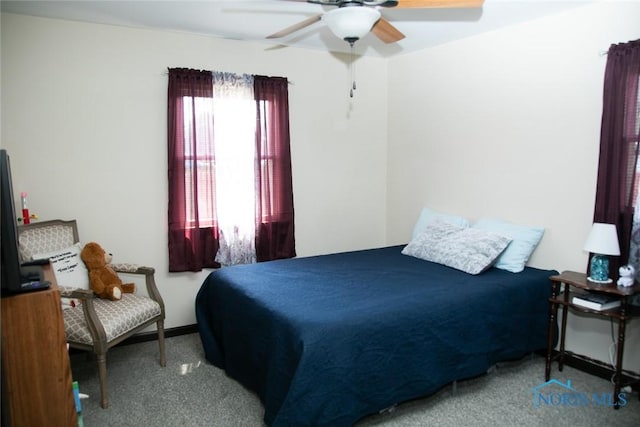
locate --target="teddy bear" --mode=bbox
[81,242,135,300]
[617,264,636,287]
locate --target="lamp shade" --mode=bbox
[583,223,621,256]
[323,7,381,41]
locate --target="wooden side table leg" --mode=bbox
[558,285,569,372]
[613,316,626,409]
[545,280,560,381]
[544,303,558,381]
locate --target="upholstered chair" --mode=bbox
[18,219,166,408]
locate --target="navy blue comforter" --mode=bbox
[196,246,556,426]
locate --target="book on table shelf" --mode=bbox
[572,293,621,311]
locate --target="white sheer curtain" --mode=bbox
[628,138,640,306]
[630,203,640,280]
[212,72,257,266]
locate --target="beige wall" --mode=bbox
[0,13,388,329]
[386,2,640,371]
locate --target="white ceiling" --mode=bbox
[1,0,598,58]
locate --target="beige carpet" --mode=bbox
[70,333,639,426]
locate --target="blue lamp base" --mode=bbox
[588,254,613,284]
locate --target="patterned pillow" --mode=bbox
[402,219,512,275]
[411,207,470,240]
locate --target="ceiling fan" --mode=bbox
[266,0,485,45]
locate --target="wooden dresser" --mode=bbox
[1,265,77,427]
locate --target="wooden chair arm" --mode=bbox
[111,265,165,314]
[65,291,108,355]
[58,288,105,348]
[63,288,94,300]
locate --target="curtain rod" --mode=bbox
[161,69,293,84]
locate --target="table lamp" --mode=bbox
[583,222,621,284]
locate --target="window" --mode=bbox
[182,95,217,229]
[627,74,640,278]
[167,69,295,272]
[631,74,640,208]
[592,40,639,278]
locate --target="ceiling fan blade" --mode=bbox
[395,0,484,8]
[371,18,405,43]
[266,14,323,39]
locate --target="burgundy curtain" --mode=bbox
[254,76,296,262]
[592,39,640,275]
[167,68,220,272]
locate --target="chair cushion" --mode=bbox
[63,294,162,345]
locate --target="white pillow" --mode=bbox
[402,219,512,275]
[411,207,470,240]
[33,242,90,289]
[472,218,545,273]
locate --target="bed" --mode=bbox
[196,242,556,427]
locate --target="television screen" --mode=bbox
[1,149,49,295]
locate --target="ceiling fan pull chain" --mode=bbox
[349,40,356,98]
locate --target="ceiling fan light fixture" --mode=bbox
[323,7,381,42]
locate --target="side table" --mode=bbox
[545,270,640,408]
